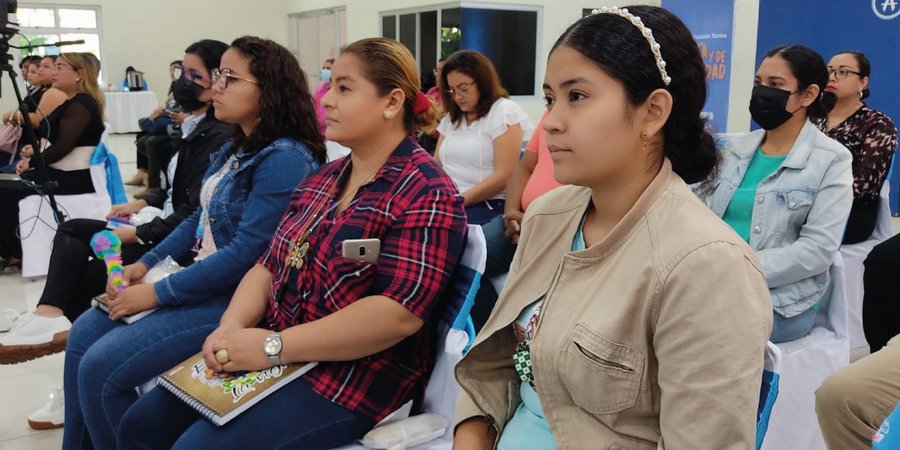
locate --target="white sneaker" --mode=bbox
[28,384,64,430]
[0,312,71,364]
[0,308,19,332]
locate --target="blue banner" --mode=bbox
[662,0,735,133]
[757,0,900,214]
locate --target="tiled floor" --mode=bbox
[0,133,139,447]
[1,133,899,448]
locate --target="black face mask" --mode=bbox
[172,77,208,112]
[749,85,799,130]
[820,91,838,114]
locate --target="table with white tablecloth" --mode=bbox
[103,91,159,134]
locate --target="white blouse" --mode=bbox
[437,98,532,200]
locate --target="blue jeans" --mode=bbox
[465,199,505,226]
[771,307,817,343]
[118,378,375,449]
[63,296,229,450]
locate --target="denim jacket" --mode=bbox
[139,138,321,307]
[700,120,853,318]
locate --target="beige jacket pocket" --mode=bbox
[560,324,644,415]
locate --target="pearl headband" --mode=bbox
[591,6,672,86]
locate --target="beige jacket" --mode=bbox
[455,160,773,449]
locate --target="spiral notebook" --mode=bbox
[157,351,318,426]
[91,294,157,324]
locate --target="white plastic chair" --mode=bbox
[326,140,351,162]
[19,125,117,278]
[762,253,850,450]
[19,151,112,278]
[757,341,782,450]
[334,225,487,450]
[840,183,893,361]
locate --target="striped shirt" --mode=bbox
[259,136,467,421]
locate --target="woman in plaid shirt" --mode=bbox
[120,38,468,449]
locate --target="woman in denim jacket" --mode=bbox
[61,37,327,450]
[701,45,853,343]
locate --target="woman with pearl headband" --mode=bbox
[453,6,771,449]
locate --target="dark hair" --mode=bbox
[41,55,57,63]
[227,36,326,163]
[440,50,508,127]
[184,39,229,75]
[340,38,439,134]
[836,50,871,100]
[552,5,717,184]
[763,45,828,120]
[324,58,335,65]
[21,55,41,68]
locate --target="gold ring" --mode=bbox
[215,349,230,364]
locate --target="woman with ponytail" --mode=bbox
[118,37,467,449]
[0,52,105,270]
[701,44,853,342]
[454,6,772,449]
[817,50,898,244]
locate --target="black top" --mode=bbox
[136,108,232,245]
[36,92,104,166]
[24,86,47,114]
[815,105,899,201]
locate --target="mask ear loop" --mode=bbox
[787,89,810,115]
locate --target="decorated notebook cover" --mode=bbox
[157,351,318,426]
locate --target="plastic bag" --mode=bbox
[143,255,184,284]
[130,206,163,226]
[360,413,449,450]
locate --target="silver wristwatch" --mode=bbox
[264,333,283,366]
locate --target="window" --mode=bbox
[289,7,347,89]
[381,4,540,97]
[15,5,103,82]
[459,7,538,96]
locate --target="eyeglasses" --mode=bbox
[445,82,474,97]
[827,67,862,80]
[173,64,211,86]
[211,68,259,89]
[54,64,74,72]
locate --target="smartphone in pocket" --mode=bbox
[341,239,381,264]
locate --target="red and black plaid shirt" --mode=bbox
[259,137,467,421]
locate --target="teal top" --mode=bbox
[722,147,787,242]
[497,220,586,449]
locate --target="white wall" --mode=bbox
[288,0,759,133]
[288,0,762,133]
[1,1,758,131]
[0,1,290,114]
[287,0,661,129]
[728,0,760,133]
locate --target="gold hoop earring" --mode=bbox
[641,131,648,153]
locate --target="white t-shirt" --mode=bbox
[437,98,532,200]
